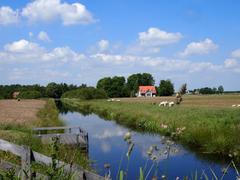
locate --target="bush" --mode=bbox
[18,90,42,99]
[158,80,174,96]
[61,87,107,100]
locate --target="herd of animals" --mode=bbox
[232,104,240,107]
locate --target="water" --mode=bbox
[57,102,237,179]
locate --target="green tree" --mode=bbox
[18,90,41,99]
[199,87,214,94]
[46,82,63,98]
[218,85,224,94]
[127,73,155,96]
[158,80,174,96]
[97,76,128,97]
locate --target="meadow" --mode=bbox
[62,94,240,160]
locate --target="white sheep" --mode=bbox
[159,101,168,107]
[232,105,236,107]
[169,102,174,107]
[238,104,240,107]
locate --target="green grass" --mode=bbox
[62,98,240,159]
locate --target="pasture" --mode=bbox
[118,94,240,108]
[62,94,240,159]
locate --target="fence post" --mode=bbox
[21,146,32,180]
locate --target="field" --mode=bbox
[0,99,89,174]
[118,94,240,107]
[62,94,240,159]
[0,99,45,125]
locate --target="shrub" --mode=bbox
[18,90,42,99]
[61,87,107,100]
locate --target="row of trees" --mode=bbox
[0,73,177,99]
[1,73,225,99]
[190,86,224,95]
[0,83,86,99]
[96,73,175,97]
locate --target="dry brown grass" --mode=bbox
[118,94,240,108]
[0,99,46,125]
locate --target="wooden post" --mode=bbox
[21,146,32,180]
[86,133,89,151]
[76,134,79,145]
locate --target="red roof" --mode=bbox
[139,86,156,94]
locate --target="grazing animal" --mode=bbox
[238,104,240,107]
[159,101,168,107]
[232,105,236,107]
[169,102,174,107]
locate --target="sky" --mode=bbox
[0,0,240,90]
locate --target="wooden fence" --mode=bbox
[32,126,89,150]
[0,139,106,180]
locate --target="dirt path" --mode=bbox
[0,99,46,124]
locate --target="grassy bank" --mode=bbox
[62,98,240,159]
[0,99,89,170]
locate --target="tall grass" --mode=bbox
[62,98,240,160]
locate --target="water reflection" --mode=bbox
[57,101,237,179]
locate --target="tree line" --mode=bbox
[0,83,85,99]
[190,86,224,95]
[96,73,175,97]
[0,72,226,100]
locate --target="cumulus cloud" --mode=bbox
[21,0,95,25]
[93,128,126,139]
[231,49,240,58]
[224,58,238,68]
[97,40,109,52]
[139,27,183,46]
[0,6,20,25]
[180,38,218,57]
[4,39,44,53]
[90,53,222,73]
[0,39,85,63]
[42,47,86,62]
[127,27,182,54]
[38,31,51,42]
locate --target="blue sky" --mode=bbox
[0,0,240,90]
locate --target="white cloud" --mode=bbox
[127,27,182,54]
[0,39,85,63]
[93,128,126,139]
[180,38,218,57]
[38,31,51,42]
[0,6,20,25]
[139,27,183,46]
[21,0,95,25]
[231,49,240,58]
[91,53,222,73]
[91,53,139,64]
[4,39,44,53]
[42,47,86,62]
[224,58,238,68]
[97,40,109,52]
